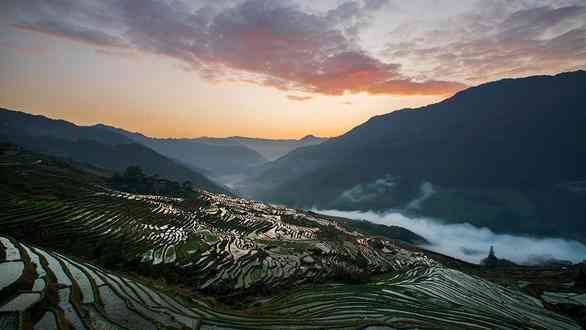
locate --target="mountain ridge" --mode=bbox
[242,70,586,242]
[95,124,328,175]
[0,108,229,194]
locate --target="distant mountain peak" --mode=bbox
[300,134,329,142]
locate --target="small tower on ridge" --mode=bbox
[481,245,499,267]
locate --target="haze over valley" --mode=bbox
[1,0,586,328]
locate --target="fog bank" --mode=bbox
[316,209,586,265]
[338,175,399,203]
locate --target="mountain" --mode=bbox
[224,134,328,161]
[242,71,586,242]
[0,108,228,194]
[98,125,327,178]
[96,124,268,177]
[0,147,582,329]
[0,108,324,192]
[0,108,132,145]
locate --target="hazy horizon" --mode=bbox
[0,106,336,140]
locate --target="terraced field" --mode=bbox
[1,235,580,329]
[0,147,582,329]
[0,151,430,293]
[1,186,434,292]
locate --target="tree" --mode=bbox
[182,180,192,190]
[123,166,145,183]
[111,173,123,184]
[576,266,586,289]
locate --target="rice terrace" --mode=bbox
[2,0,586,328]
[1,144,585,329]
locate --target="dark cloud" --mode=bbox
[500,5,585,39]
[13,21,128,48]
[383,2,586,83]
[95,48,141,60]
[326,0,393,42]
[3,0,467,97]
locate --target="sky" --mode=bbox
[1,0,585,139]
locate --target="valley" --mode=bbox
[3,72,585,245]
[1,146,584,329]
[2,1,586,328]
[237,71,586,244]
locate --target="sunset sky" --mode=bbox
[1,0,585,139]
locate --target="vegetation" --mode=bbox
[1,235,581,329]
[0,145,583,329]
[111,165,199,198]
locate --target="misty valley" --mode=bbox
[2,71,586,329]
[2,0,586,328]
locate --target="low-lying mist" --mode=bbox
[316,209,586,265]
